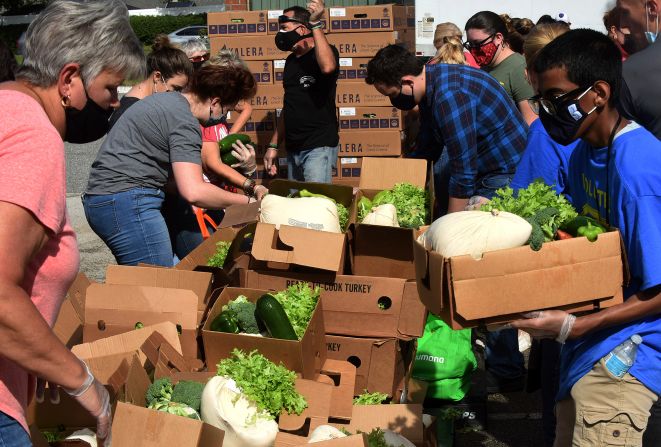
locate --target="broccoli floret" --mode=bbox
[222,296,259,334]
[171,380,205,412]
[145,377,173,406]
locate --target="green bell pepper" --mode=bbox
[577,221,605,242]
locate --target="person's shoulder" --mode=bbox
[623,42,661,75]
[0,89,60,141]
[615,125,661,188]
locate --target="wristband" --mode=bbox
[65,360,94,397]
[556,314,577,344]
[309,21,323,30]
[267,143,279,151]
[243,178,256,197]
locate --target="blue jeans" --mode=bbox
[161,192,224,260]
[0,412,30,447]
[82,188,174,267]
[287,145,339,183]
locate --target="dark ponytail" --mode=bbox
[147,34,193,80]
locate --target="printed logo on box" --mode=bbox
[209,25,218,34]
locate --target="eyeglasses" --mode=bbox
[462,34,495,51]
[528,85,593,116]
[278,14,307,25]
[189,54,210,63]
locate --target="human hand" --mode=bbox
[509,310,577,343]
[465,195,490,211]
[254,185,268,200]
[64,360,112,447]
[263,147,278,177]
[230,140,257,176]
[307,0,325,22]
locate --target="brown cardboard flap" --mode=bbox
[293,434,368,447]
[107,355,150,407]
[359,157,427,190]
[319,358,356,420]
[66,272,91,318]
[252,223,346,272]
[105,265,212,311]
[53,298,84,348]
[413,239,446,315]
[86,351,139,384]
[220,201,261,228]
[27,389,96,430]
[111,402,225,446]
[72,322,182,364]
[279,379,333,432]
[339,404,424,445]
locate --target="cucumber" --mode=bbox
[255,294,298,340]
[221,151,239,166]
[218,133,252,154]
[209,311,240,333]
[560,216,607,237]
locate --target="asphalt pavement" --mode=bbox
[63,139,545,446]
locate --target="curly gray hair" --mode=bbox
[16,0,145,87]
[180,38,209,59]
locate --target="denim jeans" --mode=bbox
[433,151,524,379]
[0,412,30,447]
[82,188,174,267]
[287,145,339,184]
[161,192,224,260]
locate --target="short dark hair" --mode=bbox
[533,29,621,105]
[283,6,310,24]
[536,15,556,25]
[465,11,509,43]
[365,44,423,87]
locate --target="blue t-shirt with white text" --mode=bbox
[559,123,661,400]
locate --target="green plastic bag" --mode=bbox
[412,314,477,401]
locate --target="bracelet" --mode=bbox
[243,178,256,197]
[267,143,279,151]
[309,21,323,30]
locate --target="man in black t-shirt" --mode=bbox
[264,0,339,183]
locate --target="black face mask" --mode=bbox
[390,83,417,111]
[539,87,596,146]
[203,105,227,128]
[64,87,113,144]
[275,27,310,52]
[192,60,205,71]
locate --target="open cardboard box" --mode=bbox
[82,283,199,359]
[53,273,91,348]
[240,270,426,339]
[351,157,432,280]
[334,404,427,447]
[201,287,326,379]
[414,230,627,329]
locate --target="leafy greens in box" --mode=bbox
[358,183,429,229]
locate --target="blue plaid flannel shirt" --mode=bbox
[413,63,528,197]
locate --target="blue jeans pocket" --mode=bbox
[477,174,512,199]
[83,196,120,238]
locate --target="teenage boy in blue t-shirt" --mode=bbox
[511,29,661,445]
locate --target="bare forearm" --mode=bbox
[202,145,246,189]
[0,283,86,390]
[572,289,661,338]
[312,30,336,73]
[187,183,250,209]
[228,106,252,134]
[447,196,469,213]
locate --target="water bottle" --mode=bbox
[603,334,642,378]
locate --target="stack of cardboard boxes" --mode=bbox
[207,5,415,186]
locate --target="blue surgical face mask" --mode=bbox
[204,103,227,128]
[645,12,659,43]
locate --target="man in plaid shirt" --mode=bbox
[367,44,529,392]
[366,44,528,214]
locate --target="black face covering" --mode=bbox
[539,87,596,146]
[64,88,113,144]
[275,27,310,52]
[192,60,205,71]
[390,83,417,111]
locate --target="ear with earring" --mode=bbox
[61,95,71,108]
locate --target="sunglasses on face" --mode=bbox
[189,54,210,63]
[278,15,307,25]
[528,86,593,116]
[463,33,496,51]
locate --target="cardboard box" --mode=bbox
[241,270,426,339]
[326,335,405,397]
[105,265,213,313]
[273,58,286,82]
[336,83,391,107]
[201,287,326,379]
[245,60,274,84]
[328,5,410,33]
[82,283,199,359]
[333,177,361,187]
[210,35,289,61]
[337,57,371,82]
[266,8,330,34]
[250,83,285,109]
[338,131,403,157]
[293,435,369,447]
[227,108,277,133]
[414,230,626,329]
[351,158,431,280]
[207,10,268,36]
[338,157,362,180]
[112,402,225,446]
[338,106,407,132]
[337,404,425,447]
[327,31,410,57]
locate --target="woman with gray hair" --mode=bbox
[0,0,144,445]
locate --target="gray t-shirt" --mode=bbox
[86,92,202,194]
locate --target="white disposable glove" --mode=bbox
[230,140,257,176]
[254,185,268,201]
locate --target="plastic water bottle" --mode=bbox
[603,334,642,378]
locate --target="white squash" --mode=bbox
[200,376,278,447]
[382,430,416,447]
[361,204,400,227]
[65,429,97,447]
[419,210,532,260]
[307,425,348,443]
[260,195,341,233]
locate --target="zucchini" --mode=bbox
[560,216,607,237]
[209,311,240,333]
[255,294,298,340]
[221,151,239,166]
[218,133,252,154]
